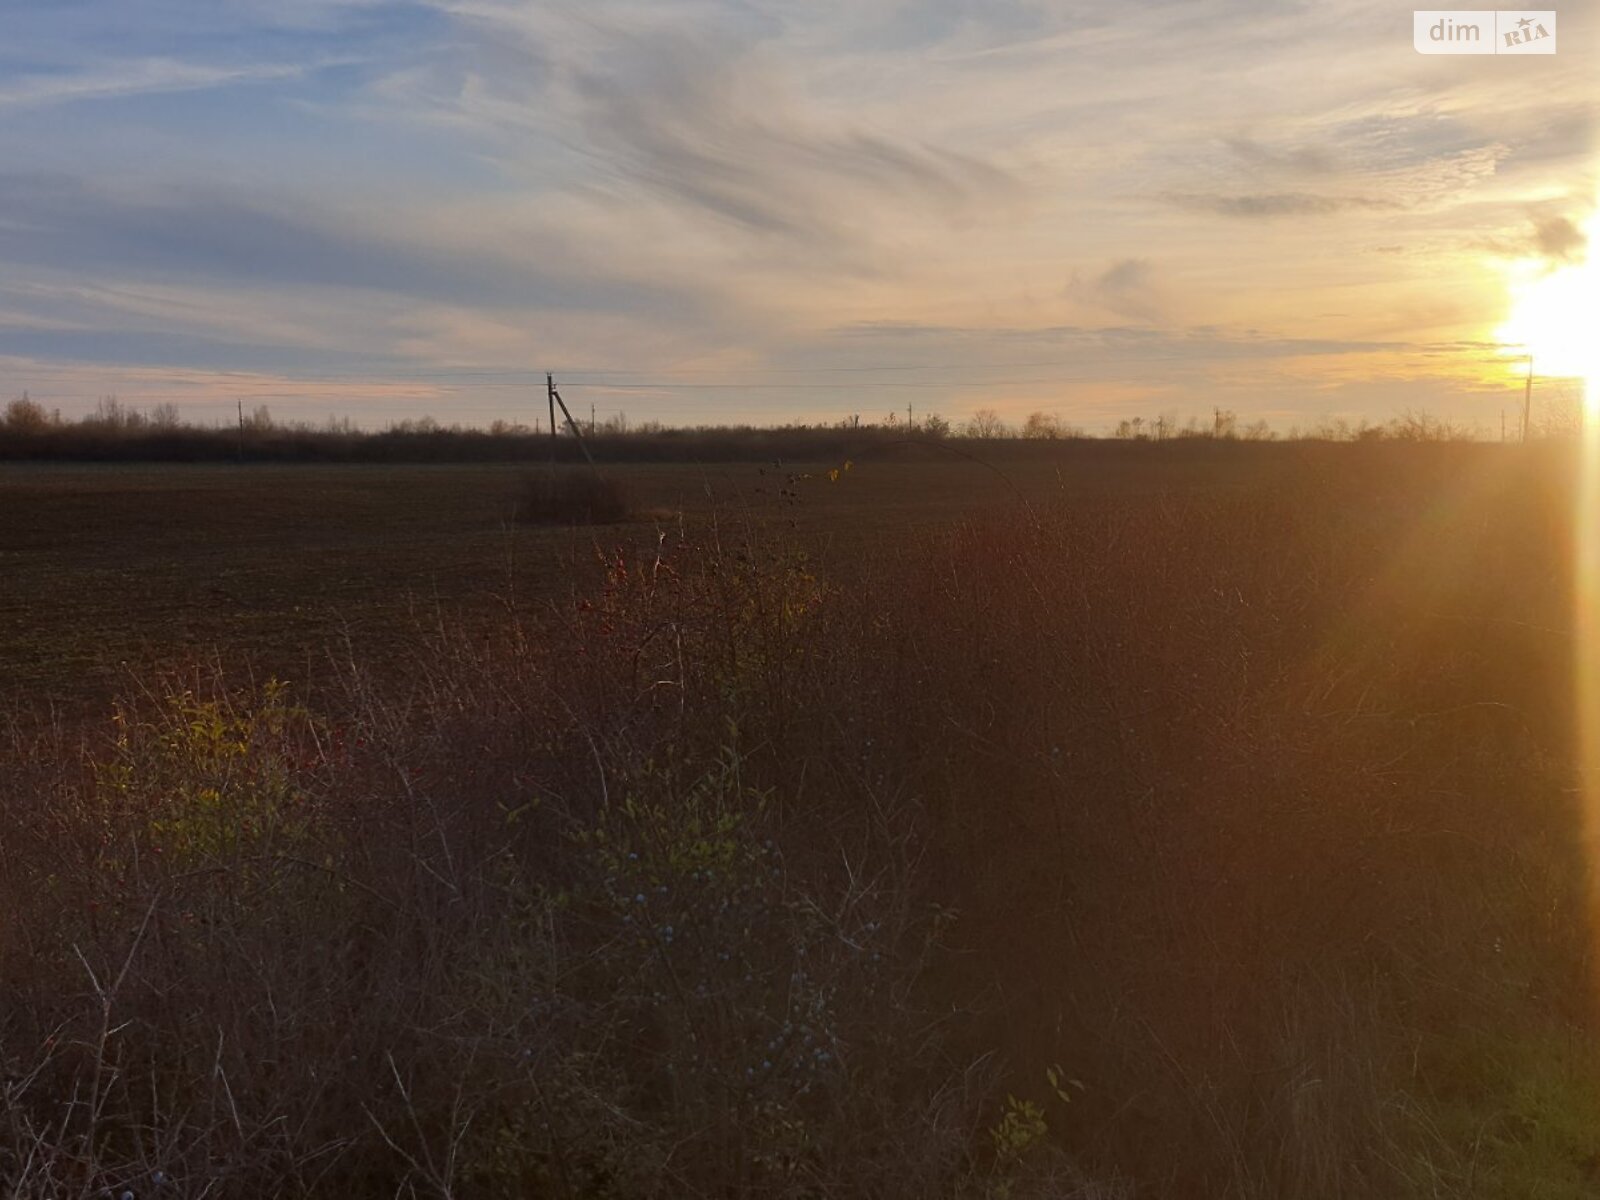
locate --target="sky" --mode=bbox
[0,0,1594,432]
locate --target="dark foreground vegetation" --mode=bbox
[3,442,1597,1197]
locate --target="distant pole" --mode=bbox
[236,398,245,463]
[907,403,913,430]
[590,401,596,436]
[1522,354,1534,443]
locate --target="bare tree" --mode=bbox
[965,408,1009,439]
[1385,409,1477,442]
[1021,411,1064,439]
[91,395,144,430]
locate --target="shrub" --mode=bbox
[0,533,1037,1198]
[2,395,53,433]
[517,467,636,524]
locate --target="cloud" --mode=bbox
[828,320,1401,362]
[1161,191,1401,218]
[400,10,1020,255]
[1065,259,1169,323]
[0,173,695,315]
[0,59,313,110]
[1533,215,1587,263]
[1472,210,1594,264]
[572,42,1013,241]
[1223,135,1336,176]
[0,327,375,374]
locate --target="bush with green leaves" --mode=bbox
[0,530,1046,1198]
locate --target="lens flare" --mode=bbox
[1566,207,1600,997]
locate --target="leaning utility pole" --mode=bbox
[546,375,596,467]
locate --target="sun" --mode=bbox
[1496,218,1599,390]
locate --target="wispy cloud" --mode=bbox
[0,172,699,315]
[566,31,1016,242]
[0,58,313,110]
[1162,191,1402,218]
[1065,259,1171,323]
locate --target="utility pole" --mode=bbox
[907,403,913,430]
[1522,354,1534,443]
[547,373,557,462]
[236,399,245,463]
[590,401,596,437]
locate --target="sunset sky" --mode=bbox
[1,1,1594,432]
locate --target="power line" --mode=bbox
[10,371,1143,399]
[555,377,1110,391]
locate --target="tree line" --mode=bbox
[1,392,1497,463]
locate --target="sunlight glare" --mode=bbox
[1497,236,1600,384]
